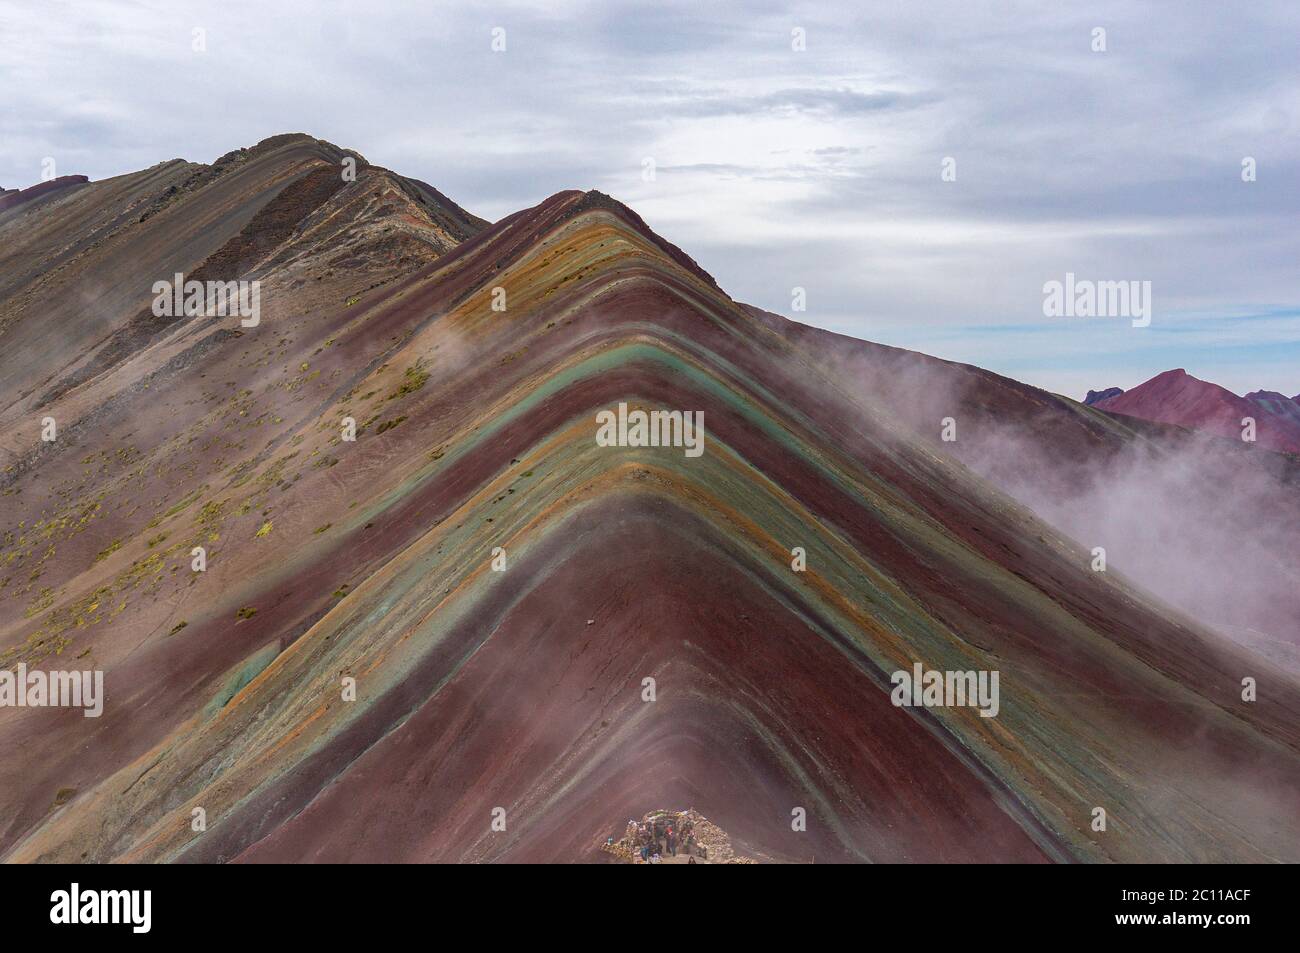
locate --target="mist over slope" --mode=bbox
[774,324,1300,669]
[1,137,1297,864]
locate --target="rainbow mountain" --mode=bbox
[1,135,1297,863]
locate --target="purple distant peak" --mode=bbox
[1245,389,1294,403]
[1083,386,1123,406]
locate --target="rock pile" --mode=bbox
[602,808,757,864]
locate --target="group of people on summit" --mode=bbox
[623,814,704,863]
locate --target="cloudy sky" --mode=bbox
[3,0,1297,398]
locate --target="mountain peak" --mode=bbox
[1094,368,1300,454]
[1245,389,1291,402]
[1083,386,1123,406]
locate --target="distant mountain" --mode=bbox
[0,175,89,214]
[1245,390,1300,431]
[1083,386,1123,406]
[1094,369,1300,455]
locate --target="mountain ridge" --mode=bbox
[2,136,1298,864]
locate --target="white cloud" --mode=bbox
[1,0,1295,394]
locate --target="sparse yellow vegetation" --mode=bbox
[94,539,123,562]
[388,364,429,400]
